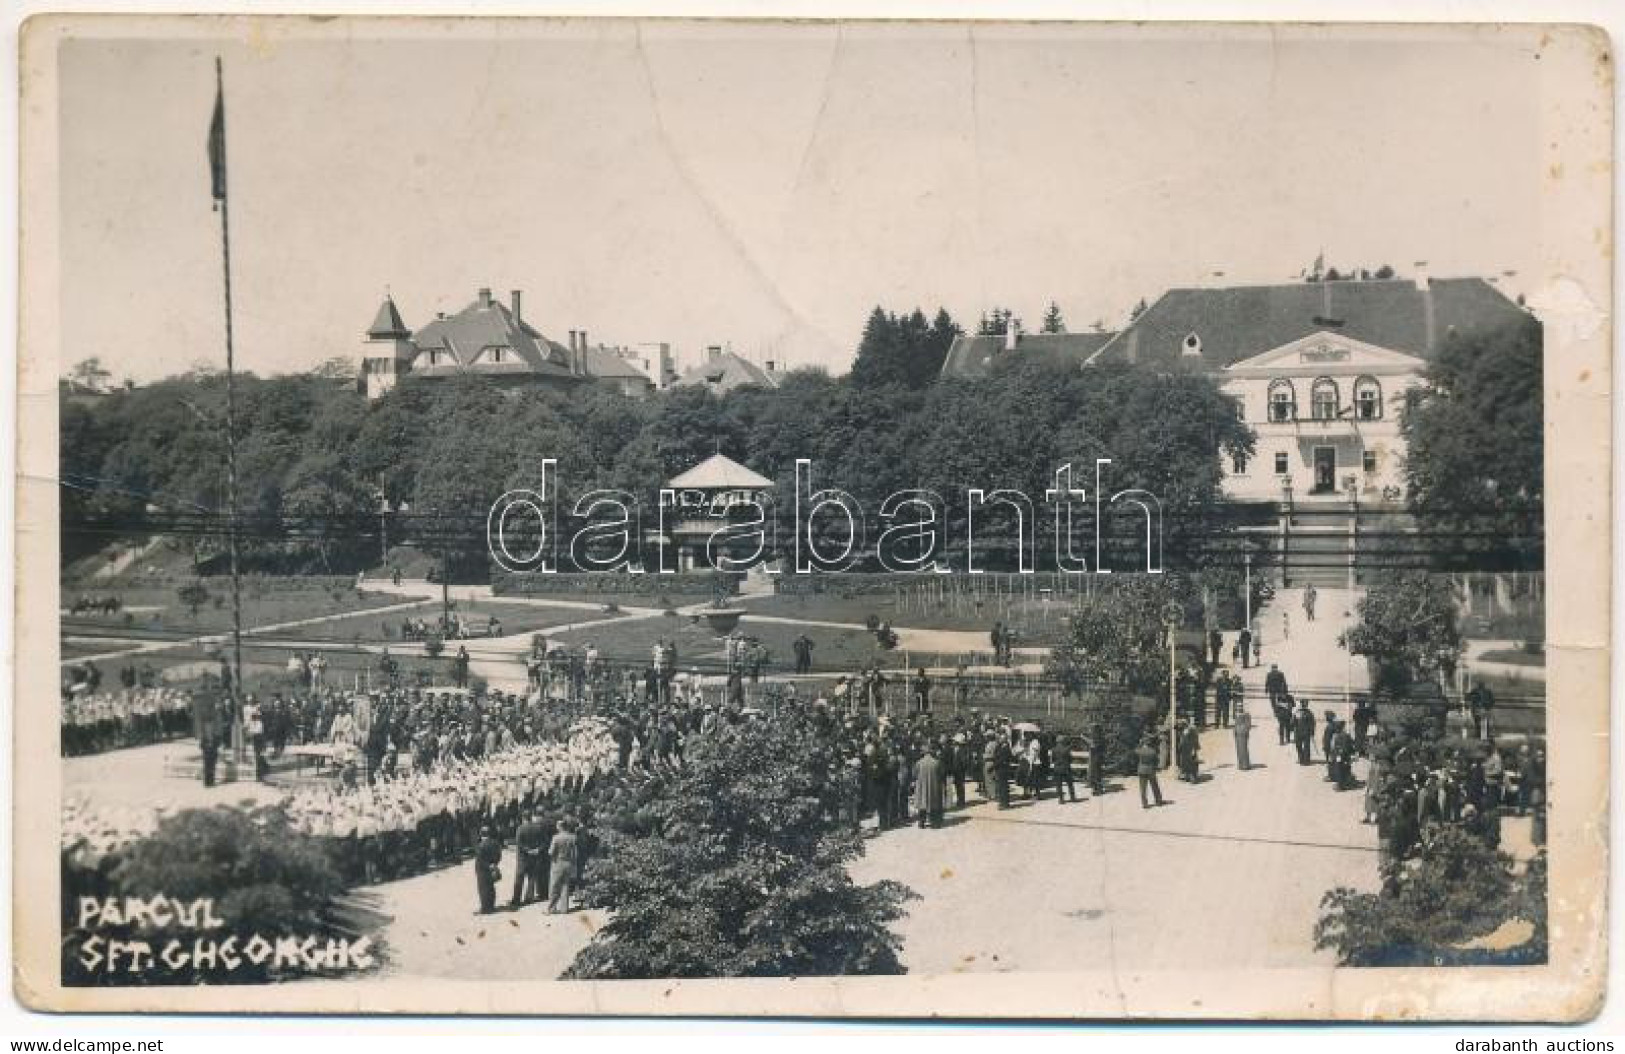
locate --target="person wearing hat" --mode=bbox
[474,823,502,915]
[1135,734,1165,809]
[913,745,947,829]
[1232,702,1254,771]
[1051,735,1079,803]
[1176,719,1201,783]
[1292,700,1316,766]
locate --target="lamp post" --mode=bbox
[1163,599,1183,769]
[1243,550,1253,632]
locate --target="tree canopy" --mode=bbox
[1402,317,1544,567]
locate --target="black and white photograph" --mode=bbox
[12,15,1612,1021]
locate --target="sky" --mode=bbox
[56,20,1547,382]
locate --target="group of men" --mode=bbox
[60,687,194,756]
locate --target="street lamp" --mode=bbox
[1243,550,1253,632]
[1163,599,1183,769]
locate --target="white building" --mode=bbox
[1087,270,1532,506]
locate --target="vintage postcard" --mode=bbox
[12,15,1612,1019]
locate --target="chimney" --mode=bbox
[478,287,492,307]
[659,343,675,387]
[707,345,722,362]
[1004,317,1018,352]
[580,330,588,352]
[568,330,578,353]
[764,360,777,373]
[510,290,522,322]
[1412,260,1431,291]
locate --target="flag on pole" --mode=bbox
[207,61,227,206]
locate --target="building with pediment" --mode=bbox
[1087,269,1531,506]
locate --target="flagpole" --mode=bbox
[214,56,246,767]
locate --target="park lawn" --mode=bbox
[60,581,425,637]
[737,590,1076,643]
[247,599,622,647]
[548,613,892,675]
[119,639,460,695]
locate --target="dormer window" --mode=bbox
[1182,332,1202,357]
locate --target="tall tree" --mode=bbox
[1402,317,1544,566]
[566,711,912,979]
[1041,300,1066,334]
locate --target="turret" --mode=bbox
[361,295,416,399]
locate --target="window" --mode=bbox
[1231,451,1248,475]
[1355,376,1383,420]
[1311,377,1340,421]
[489,346,506,363]
[1267,379,1296,422]
[1182,332,1202,357]
[1229,396,1245,422]
[1362,450,1378,473]
[1274,452,1289,475]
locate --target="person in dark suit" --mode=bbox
[191,690,220,788]
[473,825,502,916]
[1237,627,1253,669]
[1051,735,1079,803]
[1292,701,1316,766]
[509,810,546,908]
[1136,736,1165,809]
[1264,665,1288,710]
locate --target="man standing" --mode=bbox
[1352,695,1377,756]
[1207,628,1223,668]
[1237,625,1253,669]
[1467,679,1496,740]
[1176,719,1201,783]
[1292,700,1316,766]
[913,747,947,829]
[1233,705,1253,771]
[1052,735,1079,803]
[1136,735,1165,809]
[191,689,220,788]
[1088,722,1107,796]
[1265,664,1288,714]
[793,634,814,675]
[1303,582,1318,622]
[912,668,932,715]
[510,809,546,908]
[548,818,579,914]
[987,733,1012,809]
[473,824,502,916]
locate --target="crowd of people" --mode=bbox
[61,688,195,756]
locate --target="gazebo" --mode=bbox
[651,453,775,572]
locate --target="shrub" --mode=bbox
[1314,828,1545,967]
[423,634,445,659]
[62,804,362,985]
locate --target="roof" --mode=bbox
[367,296,411,340]
[409,295,578,379]
[583,346,654,383]
[672,352,780,393]
[666,453,774,490]
[1088,277,1529,370]
[940,331,1115,379]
